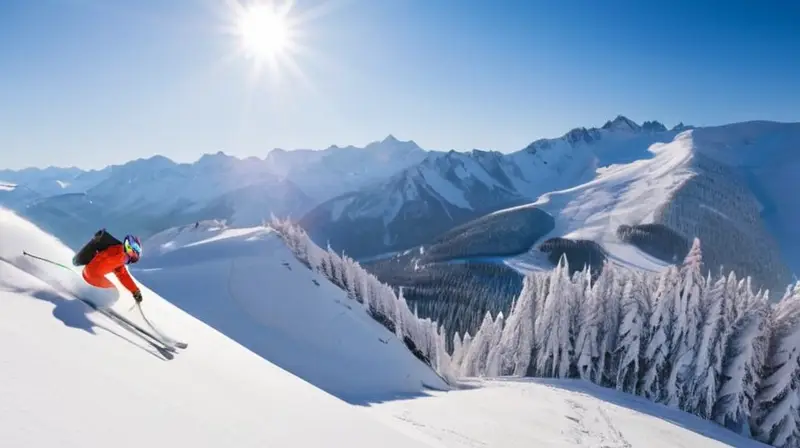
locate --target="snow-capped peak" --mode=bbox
[601,115,642,132]
[641,120,668,132]
[672,122,692,132]
[363,134,422,153]
[196,150,233,165]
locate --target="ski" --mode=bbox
[79,299,176,360]
[134,303,188,349]
[81,299,178,353]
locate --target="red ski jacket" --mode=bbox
[82,244,139,294]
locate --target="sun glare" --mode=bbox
[237,4,290,60]
[222,0,345,90]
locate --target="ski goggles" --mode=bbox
[124,239,142,263]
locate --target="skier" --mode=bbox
[72,229,143,304]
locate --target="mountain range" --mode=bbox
[2,115,798,298]
[300,115,690,259]
[0,136,428,249]
[364,120,800,301]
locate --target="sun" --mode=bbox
[220,0,344,89]
[237,4,291,61]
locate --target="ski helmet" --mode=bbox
[123,234,142,264]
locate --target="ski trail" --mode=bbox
[564,398,631,448]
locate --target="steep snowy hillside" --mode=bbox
[303,115,685,259]
[454,121,798,296]
[266,134,431,203]
[0,208,442,447]
[133,220,448,403]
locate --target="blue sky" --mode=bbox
[1,0,798,169]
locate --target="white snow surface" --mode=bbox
[368,378,764,448]
[0,208,442,448]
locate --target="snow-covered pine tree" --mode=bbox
[435,324,456,383]
[341,255,358,301]
[574,265,603,383]
[751,282,800,447]
[460,311,498,377]
[458,332,474,375]
[327,244,346,289]
[484,312,506,377]
[450,331,464,371]
[394,287,408,338]
[490,273,539,376]
[319,250,332,278]
[615,275,647,394]
[665,237,706,409]
[641,265,679,401]
[535,255,578,379]
[597,262,622,387]
[713,282,771,435]
[687,272,729,418]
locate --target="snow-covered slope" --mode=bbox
[266,134,431,203]
[492,121,799,295]
[133,220,448,403]
[302,115,685,259]
[0,208,445,447]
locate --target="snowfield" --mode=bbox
[369,379,766,448]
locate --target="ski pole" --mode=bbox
[22,251,73,271]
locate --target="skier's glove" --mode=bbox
[132,290,143,304]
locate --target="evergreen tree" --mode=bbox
[615,276,647,393]
[536,256,577,378]
[752,283,800,447]
[665,238,705,409]
[688,273,730,418]
[714,284,771,434]
[641,266,679,401]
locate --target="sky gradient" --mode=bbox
[1,0,799,169]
